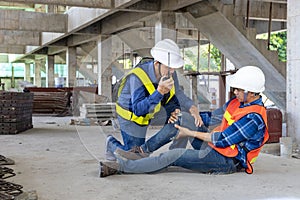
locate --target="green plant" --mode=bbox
[269,31,287,62]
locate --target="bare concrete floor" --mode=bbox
[1,116,300,200]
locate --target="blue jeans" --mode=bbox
[115,120,239,174]
[107,111,197,153]
[107,121,179,153]
[118,142,238,174]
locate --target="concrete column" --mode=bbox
[67,47,77,87]
[287,1,300,146]
[48,5,55,13]
[47,55,55,87]
[34,61,42,87]
[11,64,15,88]
[155,11,176,43]
[24,63,31,82]
[190,75,198,104]
[97,36,112,101]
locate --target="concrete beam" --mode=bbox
[120,0,160,12]
[0,9,67,32]
[68,34,99,46]
[0,2,34,8]
[75,24,101,35]
[234,0,287,21]
[249,20,287,34]
[0,0,113,9]
[34,47,48,55]
[48,46,67,55]
[101,12,152,34]
[161,0,204,11]
[0,44,25,54]
[252,0,287,4]
[0,30,40,46]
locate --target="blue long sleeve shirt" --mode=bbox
[200,97,266,168]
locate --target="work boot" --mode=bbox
[105,135,116,161]
[115,146,150,160]
[99,161,120,178]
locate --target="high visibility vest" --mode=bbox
[208,98,269,174]
[116,67,175,126]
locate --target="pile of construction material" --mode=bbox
[79,103,116,121]
[24,87,72,115]
[0,155,38,199]
[31,91,71,114]
[0,92,33,134]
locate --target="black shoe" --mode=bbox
[115,147,150,160]
[99,161,120,177]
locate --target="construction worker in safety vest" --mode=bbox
[99,65,269,177]
[105,39,204,161]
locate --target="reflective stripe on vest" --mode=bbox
[208,98,269,174]
[116,67,175,125]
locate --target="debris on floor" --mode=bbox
[69,118,112,126]
[0,155,38,200]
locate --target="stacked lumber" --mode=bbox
[31,91,70,114]
[0,92,33,134]
[79,103,116,121]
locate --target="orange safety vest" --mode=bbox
[208,98,269,174]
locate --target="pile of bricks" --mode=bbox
[0,92,33,134]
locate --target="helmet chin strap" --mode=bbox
[158,62,162,78]
[243,90,248,103]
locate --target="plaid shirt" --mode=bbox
[200,97,266,168]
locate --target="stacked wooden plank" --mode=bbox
[31,91,70,114]
[0,92,33,134]
[79,103,116,121]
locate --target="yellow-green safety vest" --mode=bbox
[116,67,175,125]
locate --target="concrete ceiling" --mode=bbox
[0,0,287,56]
[0,0,288,109]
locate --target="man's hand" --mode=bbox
[174,124,193,139]
[174,124,212,142]
[189,105,203,127]
[168,109,181,124]
[157,76,174,95]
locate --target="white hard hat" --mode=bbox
[150,39,184,68]
[227,66,265,93]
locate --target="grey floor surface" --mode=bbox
[1,116,300,200]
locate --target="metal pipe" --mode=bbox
[207,42,211,90]
[246,0,250,28]
[197,31,200,72]
[219,54,226,106]
[268,2,273,50]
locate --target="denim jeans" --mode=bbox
[118,142,238,174]
[168,111,208,150]
[107,111,197,154]
[107,120,179,153]
[115,116,239,174]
